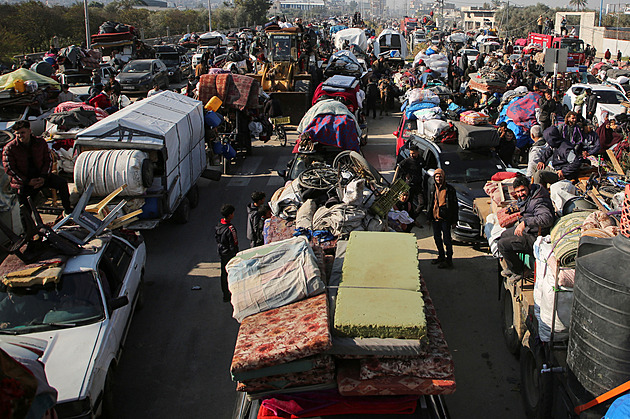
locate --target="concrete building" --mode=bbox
[269,0,326,13]
[461,6,496,31]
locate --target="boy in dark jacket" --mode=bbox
[253,204,271,247]
[215,204,239,302]
[246,191,265,247]
[498,176,555,281]
[426,168,458,269]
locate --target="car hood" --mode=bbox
[29,322,104,403]
[450,180,488,207]
[599,103,625,115]
[117,72,151,81]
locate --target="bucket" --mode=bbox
[204,96,222,112]
[204,111,224,128]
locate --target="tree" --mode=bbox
[233,0,271,25]
[569,0,587,11]
[349,1,358,11]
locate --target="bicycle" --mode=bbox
[270,116,290,147]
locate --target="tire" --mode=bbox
[295,79,311,93]
[187,184,200,208]
[501,288,521,356]
[141,159,154,188]
[520,344,553,419]
[277,125,287,147]
[173,196,190,224]
[102,367,115,419]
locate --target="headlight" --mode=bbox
[168,71,174,76]
[55,397,92,417]
[140,74,152,82]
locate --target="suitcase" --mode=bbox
[454,121,499,149]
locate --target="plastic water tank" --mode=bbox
[74,149,153,197]
[567,231,630,396]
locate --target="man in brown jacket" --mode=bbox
[426,168,458,269]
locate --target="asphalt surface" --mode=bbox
[113,113,526,418]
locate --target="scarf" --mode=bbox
[432,169,447,220]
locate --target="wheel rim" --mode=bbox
[298,167,338,189]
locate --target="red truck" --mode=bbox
[526,32,586,64]
[401,17,419,39]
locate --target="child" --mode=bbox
[253,204,272,247]
[214,204,239,302]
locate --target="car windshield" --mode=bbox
[0,272,104,334]
[122,61,151,73]
[440,150,504,183]
[561,40,584,54]
[594,89,627,104]
[157,54,179,65]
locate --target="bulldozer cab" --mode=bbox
[268,33,300,63]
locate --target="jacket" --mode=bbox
[517,183,556,235]
[2,136,52,190]
[538,96,556,122]
[215,220,239,257]
[538,126,583,180]
[426,178,458,224]
[585,94,598,115]
[246,203,259,242]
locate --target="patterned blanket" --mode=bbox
[198,73,260,110]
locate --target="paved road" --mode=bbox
[114,113,525,418]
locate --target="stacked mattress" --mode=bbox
[230,294,335,396]
[333,231,426,340]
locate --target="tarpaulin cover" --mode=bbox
[497,92,541,148]
[297,114,360,152]
[0,69,60,91]
[324,50,365,78]
[226,236,325,322]
[231,294,332,373]
[373,29,408,59]
[258,389,419,418]
[333,28,368,51]
[54,102,109,120]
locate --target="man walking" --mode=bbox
[246,191,266,248]
[215,204,239,302]
[426,169,458,269]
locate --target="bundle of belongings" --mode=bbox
[228,230,455,415]
[296,99,361,151]
[530,210,619,343]
[496,90,540,149]
[413,51,449,78]
[468,65,509,93]
[56,46,101,71]
[402,88,442,122]
[97,21,137,35]
[197,73,260,111]
[312,76,360,112]
[324,51,365,78]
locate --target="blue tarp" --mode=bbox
[497,92,541,149]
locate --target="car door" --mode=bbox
[101,237,141,349]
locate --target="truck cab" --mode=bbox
[527,33,585,64]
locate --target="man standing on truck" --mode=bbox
[498,176,555,281]
[215,204,239,302]
[537,15,544,34]
[3,120,73,227]
[426,168,458,269]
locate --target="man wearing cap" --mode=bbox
[3,120,72,225]
[426,169,458,269]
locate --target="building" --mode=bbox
[269,0,326,12]
[461,6,496,31]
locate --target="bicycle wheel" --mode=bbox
[298,166,339,190]
[333,150,383,184]
[277,125,287,147]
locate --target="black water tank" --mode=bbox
[567,234,630,396]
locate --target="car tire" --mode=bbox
[187,184,200,209]
[102,366,116,419]
[173,196,190,224]
[520,343,553,419]
[501,288,521,356]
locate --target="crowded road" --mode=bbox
[112,114,526,419]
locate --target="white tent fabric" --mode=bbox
[75,91,206,213]
[334,28,368,51]
[373,29,408,59]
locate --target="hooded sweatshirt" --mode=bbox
[537,126,583,180]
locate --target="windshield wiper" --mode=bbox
[0,329,18,335]
[29,321,76,328]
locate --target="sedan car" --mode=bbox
[562,83,629,125]
[0,230,146,418]
[115,59,169,93]
[397,134,506,242]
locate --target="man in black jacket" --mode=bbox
[584,89,598,123]
[397,144,425,213]
[538,90,556,131]
[426,168,458,269]
[533,125,584,187]
[498,176,555,281]
[215,204,239,302]
[246,191,265,247]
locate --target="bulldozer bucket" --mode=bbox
[273,91,311,128]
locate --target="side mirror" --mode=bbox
[427,168,436,177]
[108,295,129,311]
[392,131,399,137]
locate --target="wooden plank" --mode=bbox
[607,149,625,175]
[588,189,608,211]
[473,197,492,223]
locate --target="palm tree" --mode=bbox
[569,0,587,12]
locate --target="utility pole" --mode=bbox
[208,0,212,32]
[83,0,91,48]
[506,0,509,40]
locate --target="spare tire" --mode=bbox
[74,149,154,197]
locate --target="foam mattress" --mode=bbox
[333,231,426,339]
[231,294,331,375]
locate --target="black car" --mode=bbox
[397,134,506,243]
[156,45,192,83]
[115,59,170,93]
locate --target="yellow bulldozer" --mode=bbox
[253,29,314,126]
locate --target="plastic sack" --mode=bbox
[418,119,450,139]
[226,236,325,322]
